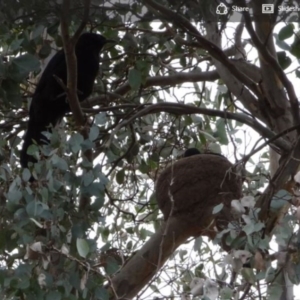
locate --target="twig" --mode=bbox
[239,124,300,165]
[108,102,291,152]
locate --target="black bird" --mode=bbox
[183,148,201,157]
[183,148,224,158]
[21,33,113,169]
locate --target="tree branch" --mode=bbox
[143,0,264,101]
[241,0,300,132]
[108,102,291,152]
[83,60,263,128]
[110,217,191,299]
[60,0,93,210]
[83,70,220,107]
[60,0,89,126]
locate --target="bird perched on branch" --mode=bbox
[21,33,114,170]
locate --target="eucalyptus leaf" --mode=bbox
[278,24,294,40]
[128,68,142,90]
[95,287,109,300]
[89,125,99,141]
[76,238,90,258]
[7,190,22,204]
[212,203,224,214]
[46,291,62,300]
[11,54,40,80]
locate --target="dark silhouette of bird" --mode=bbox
[183,148,224,158]
[183,148,201,157]
[21,33,113,170]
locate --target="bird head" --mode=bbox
[77,33,116,53]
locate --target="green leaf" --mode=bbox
[46,291,62,300]
[180,56,186,67]
[241,268,256,284]
[289,262,300,284]
[31,25,45,40]
[270,189,291,211]
[179,249,187,260]
[69,133,84,153]
[212,203,224,214]
[22,168,31,182]
[11,54,40,81]
[90,196,105,210]
[17,276,30,289]
[40,187,49,202]
[95,112,107,125]
[243,222,264,235]
[51,155,68,171]
[130,143,139,156]
[291,40,300,58]
[105,257,120,275]
[208,143,222,154]
[191,115,203,126]
[128,68,142,90]
[26,201,49,217]
[123,32,138,50]
[82,182,105,197]
[253,222,265,232]
[7,190,22,204]
[216,119,229,144]
[27,144,39,158]
[267,284,283,300]
[116,169,125,184]
[76,238,90,258]
[278,24,294,40]
[10,39,24,52]
[277,51,291,69]
[69,272,80,290]
[274,33,290,50]
[266,266,276,282]
[220,287,233,299]
[95,287,109,300]
[82,171,94,187]
[139,160,150,173]
[89,125,99,141]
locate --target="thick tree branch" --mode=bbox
[203,22,266,123]
[257,138,300,232]
[240,0,300,132]
[110,218,191,299]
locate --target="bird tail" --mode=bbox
[20,119,49,168]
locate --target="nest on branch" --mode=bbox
[156,154,243,238]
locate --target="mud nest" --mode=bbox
[156,154,243,237]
